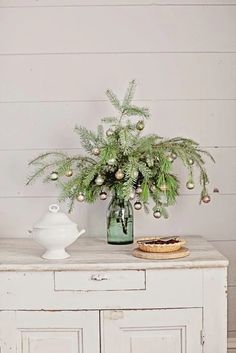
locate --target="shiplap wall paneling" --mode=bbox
[1,6,236,53]
[1,101,236,149]
[1,0,236,6]
[1,54,236,102]
[0,196,235,240]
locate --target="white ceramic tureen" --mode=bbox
[31,204,85,260]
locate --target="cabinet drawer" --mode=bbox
[54,270,146,291]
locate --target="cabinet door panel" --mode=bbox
[0,311,99,353]
[101,309,202,353]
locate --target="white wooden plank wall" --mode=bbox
[0,0,236,346]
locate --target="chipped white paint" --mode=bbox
[0,236,228,352]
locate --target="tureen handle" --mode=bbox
[49,204,60,213]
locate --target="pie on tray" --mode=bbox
[137,236,186,253]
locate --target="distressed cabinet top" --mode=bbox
[0,236,228,271]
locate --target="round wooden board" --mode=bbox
[132,247,190,260]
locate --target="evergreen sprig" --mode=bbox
[27,80,214,215]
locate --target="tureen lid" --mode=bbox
[34,204,76,229]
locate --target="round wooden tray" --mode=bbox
[132,247,190,260]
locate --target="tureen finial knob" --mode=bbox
[49,204,60,213]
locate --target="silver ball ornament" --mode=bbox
[95,175,105,186]
[77,193,85,202]
[150,185,156,192]
[115,169,124,180]
[167,155,174,163]
[106,128,114,137]
[202,195,211,203]
[186,181,195,190]
[134,201,142,210]
[100,191,108,200]
[50,172,59,181]
[107,158,116,166]
[136,186,142,194]
[153,210,162,219]
[65,169,73,177]
[188,158,194,166]
[92,147,100,156]
[133,170,139,178]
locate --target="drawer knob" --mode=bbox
[91,274,108,281]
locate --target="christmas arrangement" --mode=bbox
[27,80,214,245]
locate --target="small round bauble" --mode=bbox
[153,210,162,219]
[202,195,211,203]
[92,147,100,156]
[106,128,114,137]
[133,170,139,178]
[129,191,135,200]
[50,172,58,181]
[95,175,104,186]
[77,193,85,202]
[136,186,142,194]
[160,184,167,192]
[107,158,116,166]
[188,158,194,166]
[134,201,142,210]
[150,185,156,192]
[167,155,174,163]
[65,169,73,177]
[136,120,145,131]
[186,181,195,190]
[115,169,124,180]
[171,153,177,160]
[100,191,108,200]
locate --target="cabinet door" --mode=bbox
[101,309,203,353]
[0,311,99,353]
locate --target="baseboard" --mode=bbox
[228,337,236,350]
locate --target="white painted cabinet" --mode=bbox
[0,236,228,353]
[101,309,203,353]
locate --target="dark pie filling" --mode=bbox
[138,238,179,245]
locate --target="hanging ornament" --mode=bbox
[106,128,114,137]
[65,169,73,177]
[134,201,142,210]
[136,120,145,131]
[129,191,136,200]
[136,185,142,194]
[153,210,162,219]
[107,158,116,166]
[186,181,195,190]
[160,184,167,192]
[150,185,156,192]
[100,191,108,200]
[92,147,100,156]
[171,153,177,160]
[133,170,139,178]
[167,155,174,163]
[77,192,85,202]
[50,172,58,181]
[115,169,124,180]
[188,158,194,166]
[202,195,211,203]
[95,175,105,186]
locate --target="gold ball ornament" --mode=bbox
[186,181,195,190]
[136,120,145,131]
[92,147,100,156]
[95,175,105,186]
[134,201,142,210]
[77,193,85,202]
[115,169,124,180]
[202,195,211,203]
[153,210,162,219]
[100,191,108,200]
[160,184,168,192]
[65,169,73,177]
[50,172,59,181]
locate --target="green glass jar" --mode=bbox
[107,194,134,245]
